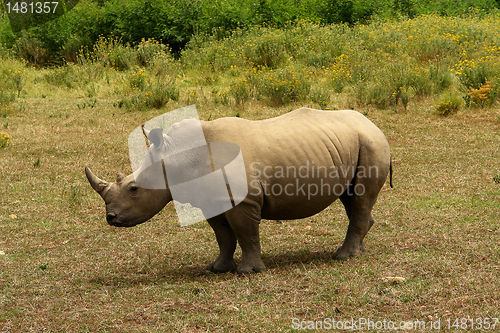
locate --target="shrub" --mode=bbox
[80,35,138,69]
[146,52,179,84]
[10,68,27,97]
[436,92,463,116]
[324,54,351,93]
[357,80,393,108]
[230,79,251,105]
[129,69,147,90]
[0,57,26,111]
[212,88,231,105]
[116,77,179,110]
[137,38,170,67]
[44,65,81,88]
[254,66,311,106]
[309,86,331,109]
[0,91,16,105]
[243,30,288,68]
[467,80,500,107]
[12,32,48,66]
[454,49,500,105]
[62,35,86,63]
[0,132,12,148]
[429,64,454,94]
[109,44,138,71]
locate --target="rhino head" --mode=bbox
[85,166,172,227]
[86,118,247,228]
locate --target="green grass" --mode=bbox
[1,15,500,332]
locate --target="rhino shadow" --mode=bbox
[86,249,346,286]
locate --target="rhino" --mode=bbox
[85,108,392,274]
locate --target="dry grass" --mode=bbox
[1,66,500,332]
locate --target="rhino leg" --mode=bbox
[335,182,379,260]
[335,144,390,260]
[206,215,238,273]
[225,205,266,274]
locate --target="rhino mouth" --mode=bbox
[107,218,134,228]
[106,212,142,227]
[106,212,127,227]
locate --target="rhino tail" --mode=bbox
[389,155,393,188]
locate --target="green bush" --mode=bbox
[0,57,26,112]
[356,80,393,108]
[137,38,170,66]
[145,50,179,82]
[116,77,179,110]
[4,0,499,65]
[243,30,288,68]
[212,88,231,105]
[230,79,251,105]
[308,85,331,109]
[12,32,49,66]
[436,92,463,116]
[254,66,311,106]
[0,132,12,148]
[44,65,81,88]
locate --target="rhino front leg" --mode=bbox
[225,205,266,274]
[206,215,237,273]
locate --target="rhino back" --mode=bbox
[202,108,389,219]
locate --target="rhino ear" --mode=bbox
[85,167,109,196]
[117,172,126,184]
[148,128,164,149]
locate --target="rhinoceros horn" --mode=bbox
[85,166,110,197]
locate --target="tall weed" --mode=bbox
[253,66,311,106]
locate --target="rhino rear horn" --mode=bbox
[117,172,126,184]
[85,166,109,196]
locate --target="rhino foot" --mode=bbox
[206,258,237,273]
[334,243,365,261]
[237,261,266,275]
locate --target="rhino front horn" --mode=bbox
[85,166,109,196]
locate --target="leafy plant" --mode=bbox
[468,81,499,107]
[0,132,12,148]
[44,65,80,88]
[436,92,463,116]
[254,66,311,106]
[308,85,331,109]
[230,79,251,106]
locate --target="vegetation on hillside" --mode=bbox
[1,13,499,116]
[1,0,500,64]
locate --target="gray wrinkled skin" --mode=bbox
[86,108,392,274]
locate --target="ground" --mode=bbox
[0,85,499,331]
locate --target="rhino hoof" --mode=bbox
[206,260,237,273]
[334,245,364,260]
[237,263,266,275]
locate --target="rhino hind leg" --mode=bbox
[206,215,238,273]
[334,183,380,260]
[334,193,373,260]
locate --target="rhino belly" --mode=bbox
[254,176,350,220]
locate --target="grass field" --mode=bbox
[1,16,500,333]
